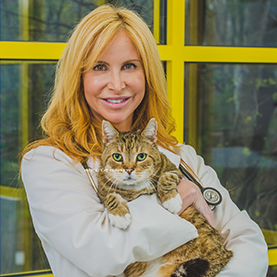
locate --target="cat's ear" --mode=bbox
[142,118,157,143]
[102,120,119,143]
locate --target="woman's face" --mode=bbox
[83,30,145,131]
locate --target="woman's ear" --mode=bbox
[141,118,157,142]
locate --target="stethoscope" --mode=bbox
[178,159,222,210]
[81,157,222,210]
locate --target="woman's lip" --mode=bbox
[101,97,131,108]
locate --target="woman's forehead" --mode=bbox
[96,31,140,62]
[86,29,143,70]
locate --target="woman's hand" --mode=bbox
[177,179,215,228]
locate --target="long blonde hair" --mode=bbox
[24,5,178,161]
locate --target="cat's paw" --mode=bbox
[162,193,182,214]
[109,213,131,230]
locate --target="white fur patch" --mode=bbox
[118,179,153,191]
[109,213,131,230]
[140,258,163,277]
[162,193,182,214]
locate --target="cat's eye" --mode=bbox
[137,153,147,161]
[113,153,123,162]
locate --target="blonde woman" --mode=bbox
[21,5,268,277]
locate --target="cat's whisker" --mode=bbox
[140,180,154,195]
[148,177,156,187]
[105,178,119,194]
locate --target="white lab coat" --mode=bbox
[21,144,269,277]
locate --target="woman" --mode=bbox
[21,5,268,277]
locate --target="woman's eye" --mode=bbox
[93,64,107,71]
[137,153,147,161]
[123,63,136,70]
[113,153,123,161]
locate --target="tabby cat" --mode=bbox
[97,118,233,277]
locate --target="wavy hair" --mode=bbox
[24,5,178,161]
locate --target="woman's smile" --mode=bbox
[101,97,131,107]
[83,30,145,131]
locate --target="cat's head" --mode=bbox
[100,118,161,188]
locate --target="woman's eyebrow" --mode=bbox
[94,59,142,65]
[95,60,108,65]
[124,59,141,63]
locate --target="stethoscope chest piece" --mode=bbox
[178,161,223,209]
[202,187,222,206]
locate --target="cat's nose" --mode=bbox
[125,168,133,175]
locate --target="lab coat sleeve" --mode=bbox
[21,146,198,277]
[178,145,269,277]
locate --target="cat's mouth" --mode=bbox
[123,176,135,182]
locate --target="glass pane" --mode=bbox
[1,0,154,42]
[185,0,277,47]
[0,0,20,40]
[185,62,277,275]
[186,63,277,227]
[1,63,56,274]
[158,0,167,45]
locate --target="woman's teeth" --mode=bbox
[106,99,126,104]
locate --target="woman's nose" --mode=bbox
[107,70,126,93]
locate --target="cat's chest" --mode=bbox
[99,177,157,202]
[118,185,157,201]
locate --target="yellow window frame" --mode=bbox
[0,1,276,276]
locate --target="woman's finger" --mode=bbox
[177,179,215,228]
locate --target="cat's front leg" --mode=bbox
[157,172,182,214]
[105,193,131,229]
